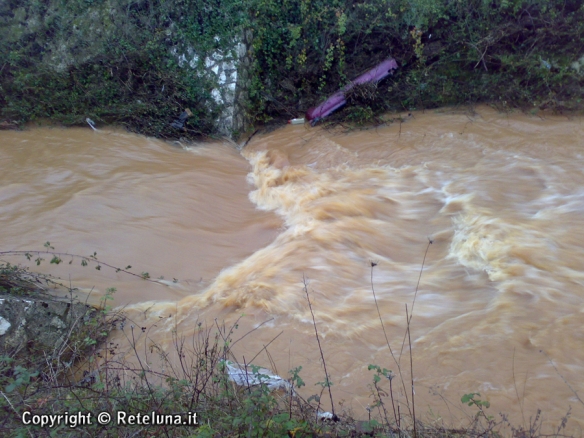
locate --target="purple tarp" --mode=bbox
[306,58,398,125]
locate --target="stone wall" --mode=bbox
[0,295,96,359]
[1,1,255,139]
[232,29,255,137]
[175,30,254,138]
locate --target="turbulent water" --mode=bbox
[2,107,583,432]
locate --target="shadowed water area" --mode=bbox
[2,107,583,431]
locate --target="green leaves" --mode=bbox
[316,377,333,388]
[0,0,235,138]
[462,392,491,409]
[50,255,62,264]
[289,366,305,388]
[5,366,38,393]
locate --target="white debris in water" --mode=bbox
[224,361,291,391]
[317,411,335,419]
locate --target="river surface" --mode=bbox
[2,107,583,432]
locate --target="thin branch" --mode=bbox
[231,318,275,348]
[1,391,34,438]
[1,250,162,284]
[369,261,411,413]
[512,348,526,427]
[302,274,337,420]
[406,304,417,437]
[400,238,433,359]
[248,331,283,365]
[541,349,584,407]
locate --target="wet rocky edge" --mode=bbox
[0,264,115,368]
[0,293,102,367]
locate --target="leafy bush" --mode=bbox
[246,0,584,122]
[0,249,577,436]
[0,0,244,138]
[1,0,582,134]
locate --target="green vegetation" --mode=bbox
[0,249,578,437]
[0,0,244,138]
[249,0,584,124]
[1,0,583,136]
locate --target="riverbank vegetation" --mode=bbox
[1,0,583,137]
[0,252,578,437]
[249,0,584,125]
[0,0,243,137]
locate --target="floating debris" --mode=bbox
[86,118,98,131]
[224,361,291,391]
[306,58,398,126]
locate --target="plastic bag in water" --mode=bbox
[224,361,291,391]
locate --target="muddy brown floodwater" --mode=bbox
[2,107,583,432]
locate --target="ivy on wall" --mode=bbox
[247,0,584,123]
[0,0,244,137]
[1,0,583,136]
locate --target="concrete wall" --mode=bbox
[232,29,255,137]
[176,30,254,138]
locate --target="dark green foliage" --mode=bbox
[0,0,244,138]
[1,0,583,135]
[247,0,584,123]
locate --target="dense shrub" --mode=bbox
[0,0,244,137]
[1,0,583,135]
[247,0,584,121]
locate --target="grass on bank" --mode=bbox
[0,249,578,437]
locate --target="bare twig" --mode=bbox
[512,348,526,427]
[388,375,400,430]
[467,41,489,71]
[370,262,399,367]
[369,261,411,415]
[231,318,275,348]
[1,391,34,438]
[238,129,260,150]
[406,304,417,438]
[541,349,584,407]
[248,331,283,365]
[373,378,391,427]
[400,238,433,359]
[398,117,402,139]
[302,275,336,420]
[1,250,162,284]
